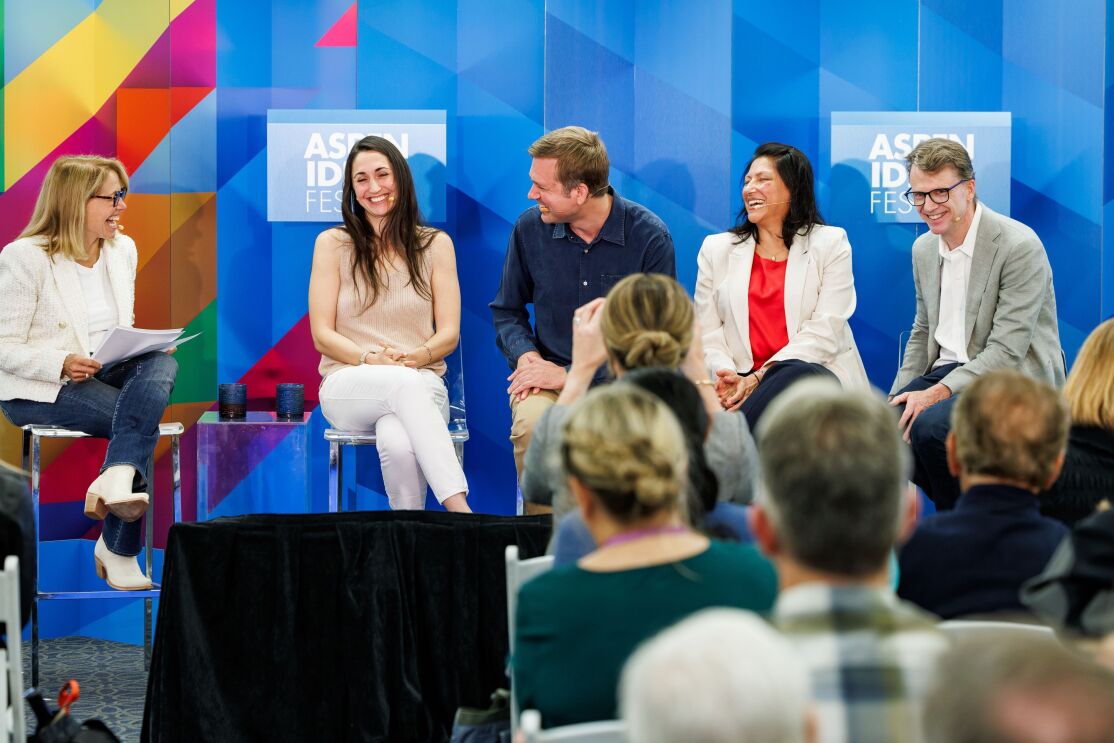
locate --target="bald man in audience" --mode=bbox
[750,379,947,743]
[898,370,1069,619]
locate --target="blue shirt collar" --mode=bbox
[550,187,626,246]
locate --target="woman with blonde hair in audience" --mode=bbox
[1041,317,1114,525]
[521,272,758,523]
[512,384,776,729]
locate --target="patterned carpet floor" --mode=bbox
[21,637,148,743]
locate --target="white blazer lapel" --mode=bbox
[48,257,91,354]
[726,241,755,361]
[782,233,810,337]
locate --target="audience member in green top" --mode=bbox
[512,384,778,729]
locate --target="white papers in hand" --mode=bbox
[92,326,200,365]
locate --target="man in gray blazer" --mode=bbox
[890,138,1064,510]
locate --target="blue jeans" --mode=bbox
[0,351,178,557]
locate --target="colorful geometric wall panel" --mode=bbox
[0,2,1111,615]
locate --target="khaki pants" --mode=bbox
[509,389,560,479]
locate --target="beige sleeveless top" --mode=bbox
[319,236,447,379]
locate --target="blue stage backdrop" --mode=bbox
[3,0,1109,526]
[213,0,1111,516]
[2,0,1112,646]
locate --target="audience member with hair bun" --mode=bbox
[512,384,776,729]
[551,367,751,565]
[1040,317,1114,526]
[521,272,759,524]
[695,142,868,431]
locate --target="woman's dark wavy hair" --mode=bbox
[623,368,720,529]
[730,142,824,249]
[340,135,434,310]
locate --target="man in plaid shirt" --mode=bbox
[750,379,949,743]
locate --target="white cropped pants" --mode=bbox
[319,365,468,509]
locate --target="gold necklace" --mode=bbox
[756,247,789,262]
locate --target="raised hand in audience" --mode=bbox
[556,297,607,405]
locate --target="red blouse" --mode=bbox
[747,253,789,371]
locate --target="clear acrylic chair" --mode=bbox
[21,422,183,686]
[325,343,468,512]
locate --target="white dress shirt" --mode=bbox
[933,203,983,367]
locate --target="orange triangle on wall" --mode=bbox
[116,89,172,175]
[116,87,214,175]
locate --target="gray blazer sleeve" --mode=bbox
[705,410,759,505]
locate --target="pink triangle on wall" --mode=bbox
[316,2,357,47]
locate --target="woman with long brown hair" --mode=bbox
[308,136,469,511]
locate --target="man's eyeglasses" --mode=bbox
[91,188,128,207]
[903,179,969,207]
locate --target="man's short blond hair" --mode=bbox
[906,137,975,180]
[951,370,1069,490]
[528,126,609,195]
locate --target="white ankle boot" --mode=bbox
[85,465,148,522]
[94,534,152,591]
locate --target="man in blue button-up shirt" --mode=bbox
[490,126,675,490]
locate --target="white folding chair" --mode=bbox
[521,710,626,742]
[325,343,468,511]
[0,556,26,741]
[505,545,555,739]
[938,619,1055,642]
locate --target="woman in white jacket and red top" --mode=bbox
[0,156,178,591]
[695,142,867,430]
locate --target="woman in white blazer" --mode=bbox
[0,156,177,590]
[695,143,867,429]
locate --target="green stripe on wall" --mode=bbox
[170,298,217,404]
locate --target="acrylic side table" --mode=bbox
[196,411,311,520]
